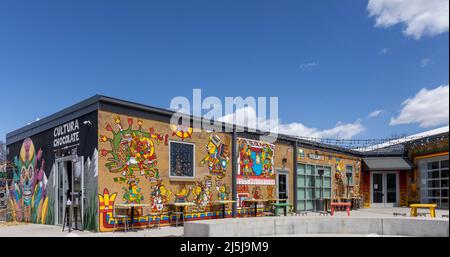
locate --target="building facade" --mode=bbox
[4,95,448,232]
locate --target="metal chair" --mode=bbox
[113,205,130,233]
[169,208,184,227]
[144,207,161,229]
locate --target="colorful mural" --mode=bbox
[98,188,117,231]
[8,138,49,223]
[170,124,193,141]
[200,133,229,178]
[215,179,230,201]
[150,179,172,212]
[237,138,275,184]
[100,117,169,203]
[174,184,191,203]
[192,175,213,210]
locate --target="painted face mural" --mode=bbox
[100,117,169,204]
[9,138,48,223]
[200,133,229,178]
[252,186,263,199]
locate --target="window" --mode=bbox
[346,165,354,185]
[420,157,449,208]
[296,163,332,211]
[169,141,195,178]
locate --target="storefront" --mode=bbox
[5,95,446,232]
[295,147,361,211]
[361,157,412,207]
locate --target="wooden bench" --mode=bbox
[330,202,351,216]
[409,204,437,218]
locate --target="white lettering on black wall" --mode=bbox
[53,120,80,148]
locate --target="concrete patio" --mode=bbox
[1,207,448,237]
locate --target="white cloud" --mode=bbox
[368,109,384,118]
[299,61,319,69]
[390,84,449,128]
[379,48,389,54]
[218,106,365,139]
[367,0,449,39]
[420,58,433,67]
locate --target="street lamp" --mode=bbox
[346,171,353,200]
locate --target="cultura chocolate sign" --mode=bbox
[53,119,80,148]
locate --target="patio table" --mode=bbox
[167,202,196,225]
[243,199,269,217]
[270,202,292,216]
[212,200,236,218]
[114,203,150,230]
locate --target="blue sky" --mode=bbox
[0,0,448,141]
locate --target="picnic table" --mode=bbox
[330,202,351,216]
[409,204,437,218]
[114,203,150,230]
[212,200,236,218]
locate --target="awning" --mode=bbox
[362,157,413,171]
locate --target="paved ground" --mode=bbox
[0,207,448,237]
[0,223,184,237]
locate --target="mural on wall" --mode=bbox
[100,116,169,203]
[150,179,172,212]
[200,133,229,178]
[170,124,193,141]
[251,185,263,199]
[98,188,117,231]
[8,138,49,223]
[122,179,143,204]
[174,184,191,203]
[192,175,213,210]
[237,138,275,185]
[215,179,230,201]
[334,158,346,197]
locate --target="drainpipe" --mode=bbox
[231,126,237,218]
[293,141,298,213]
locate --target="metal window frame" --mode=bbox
[168,140,196,179]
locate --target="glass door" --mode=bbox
[371,172,398,207]
[55,156,84,227]
[385,172,397,207]
[57,161,68,225]
[372,173,384,205]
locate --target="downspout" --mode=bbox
[293,140,298,213]
[231,125,237,218]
